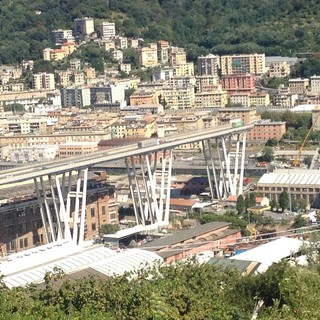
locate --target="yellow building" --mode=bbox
[129,89,159,106]
[249,93,270,107]
[220,54,265,75]
[289,78,309,94]
[173,62,195,77]
[59,141,98,157]
[169,47,187,66]
[60,42,75,55]
[195,90,228,108]
[136,43,158,67]
[162,85,195,109]
[103,39,115,51]
[50,49,66,61]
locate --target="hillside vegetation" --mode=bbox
[2,0,320,63]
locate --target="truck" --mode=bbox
[137,139,159,148]
[231,121,244,128]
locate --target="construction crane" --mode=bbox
[291,106,320,167]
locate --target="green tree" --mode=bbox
[292,214,306,229]
[236,194,246,214]
[303,156,312,168]
[259,146,274,163]
[99,224,120,235]
[270,199,277,212]
[279,190,289,213]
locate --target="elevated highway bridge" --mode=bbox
[0,123,253,246]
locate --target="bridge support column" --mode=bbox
[202,132,247,199]
[125,149,173,226]
[33,168,88,245]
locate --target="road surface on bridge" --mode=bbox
[0,124,253,186]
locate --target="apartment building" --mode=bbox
[84,67,96,79]
[0,131,110,148]
[162,85,195,109]
[267,61,290,78]
[195,90,228,108]
[8,145,58,162]
[197,54,220,76]
[136,43,158,67]
[288,78,309,94]
[152,68,174,81]
[217,108,260,124]
[128,38,139,48]
[112,49,123,62]
[0,90,52,106]
[265,56,298,78]
[195,75,219,92]
[229,93,250,107]
[102,39,116,51]
[220,53,265,75]
[129,89,159,106]
[56,71,71,87]
[0,115,47,134]
[168,76,196,87]
[99,21,115,39]
[310,75,320,95]
[51,29,75,45]
[115,36,128,49]
[70,58,81,70]
[74,17,94,37]
[249,93,270,107]
[126,119,157,138]
[32,73,55,90]
[169,47,187,66]
[248,120,286,140]
[221,73,255,94]
[173,62,195,77]
[71,71,85,86]
[61,87,91,107]
[120,63,131,74]
[59,141,98,157]
[90,85,125,105]
[60,42,75,55]
[157,40,170,64]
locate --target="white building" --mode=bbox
[99,21,115,39]
[112,50,123,62]
[9,145,58,162]
[32,73,55,90]
[51,29,74,45]
[310,75,320,95]
[74,17,94,37]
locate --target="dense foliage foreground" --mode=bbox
[1,259,320,319]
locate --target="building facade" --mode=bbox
[248,120,286,140]
[220,54,265,75]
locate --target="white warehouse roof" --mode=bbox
[290,104,317,112]
[258,169,320,186]
[229,237,304,273]
[0,242,162,288]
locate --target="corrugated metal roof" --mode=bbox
[142,222,231,250]
[1,244,162,288]
[229,237,303,273]
[258,169,320,186]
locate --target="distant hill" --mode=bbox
[1,0,320,64]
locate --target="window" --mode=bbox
[110,213,116,221]
[4,225,14,236]
[101,206,106,215]
[90,208,95,217]
[91,223,96,231]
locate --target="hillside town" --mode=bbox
[2,15,320,301]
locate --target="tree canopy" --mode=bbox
[2,257,320,319]
[2,0,320,63]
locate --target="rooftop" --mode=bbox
[141,221,231,250]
